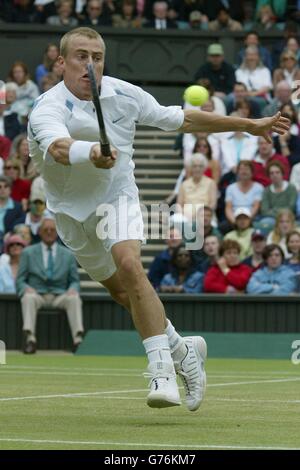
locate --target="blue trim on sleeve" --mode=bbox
[65,99,74,112]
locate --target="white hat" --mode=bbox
[234,207,252,219]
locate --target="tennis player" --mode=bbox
[28,27,290,411]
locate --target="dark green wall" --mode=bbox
[0,25,283,105]
[1,294,300,350]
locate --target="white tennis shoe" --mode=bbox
[145,361,181,408]
[174,336,207,412]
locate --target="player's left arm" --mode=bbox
[178,110,290,144]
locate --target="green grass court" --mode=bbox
[0,353,300,450]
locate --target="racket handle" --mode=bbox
[101,143,112,157]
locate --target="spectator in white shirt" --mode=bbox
[235,45,273,108]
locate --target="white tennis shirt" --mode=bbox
[28,76,184,221]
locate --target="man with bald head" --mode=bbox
[16,218,83,354]
[263,81,293,117]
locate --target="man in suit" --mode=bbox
[144,1,178,29]
[16,218,84,354]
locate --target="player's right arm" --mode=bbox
[29,98,116,169]
[48,138,116,168]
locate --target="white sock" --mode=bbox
[143,334,174,366]
[164,319,187,362]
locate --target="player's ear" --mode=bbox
[57,56,65,71]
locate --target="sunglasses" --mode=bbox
[4,166,18,170]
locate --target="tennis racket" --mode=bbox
[87,63,112,157]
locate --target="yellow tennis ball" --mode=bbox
[184,85,209,106]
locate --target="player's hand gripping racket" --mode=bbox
[87,63,112,157]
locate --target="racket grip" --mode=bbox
[101,143,112,157]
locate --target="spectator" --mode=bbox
[13,223,32,246]
[262,80,292,117]
[0,175,26,251]
[242,229,266,270]
[255,0,287,21]
[33,0,58,23]
[113,0,143,28]
[159,244,203,294]
[254,4,280,33]
[144,1,177,29]
[177,153,217,221]
[0,102,21,143]
[220,131,258,176]
[266,208,298,257]
[284,36,300,64]
[235,46,273,107]
[286,230,300,292]
[193,78,227,115]
[35,43,59,90]
[194,43,236,98]
[0,234,27,293]
[273,50,300,88]
[0,136,12,160]
[204,239,252,294]
[237,31,273,71]
[25,189,52,244]
[290,162,300,219]
[47,0,78,26]
[226,81,262,118]
[225,160,264,227]
[148,226,182,289]
[40,72,60,93]
[196,234,220,273]
[232,98,256,119]
[4,0,38,23]
[80,0,112,26]
[259,160,297,231]
[7,61,39,122]
[3,82,25,129]
[3,159,31,210]
[179,10,208,30]
[12,134,38,181]
[252,137,290,186]
[16,218,84,354]
[273,103,300,167]
[192,206,222,267]
[171,135,221,202]
[247,244,296,295]
[192,137,221,184]
[208,6,242,31]
[224,207,254,259]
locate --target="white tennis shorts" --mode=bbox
[54,196,145,282]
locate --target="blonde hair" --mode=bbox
[60,27,105,58]
[240,45,264,70]
[190,153,208,170]
[270,209,295,244]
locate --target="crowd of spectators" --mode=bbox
[0,1,299,33]
[0,0,300,313]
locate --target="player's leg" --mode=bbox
[111,239,181,407]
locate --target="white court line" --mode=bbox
[0,388,148,402]
[0,438,298,450]
[0,377,299,403]
[2,368,299,381]
[209,377,300,387]
[0,371,141,378]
